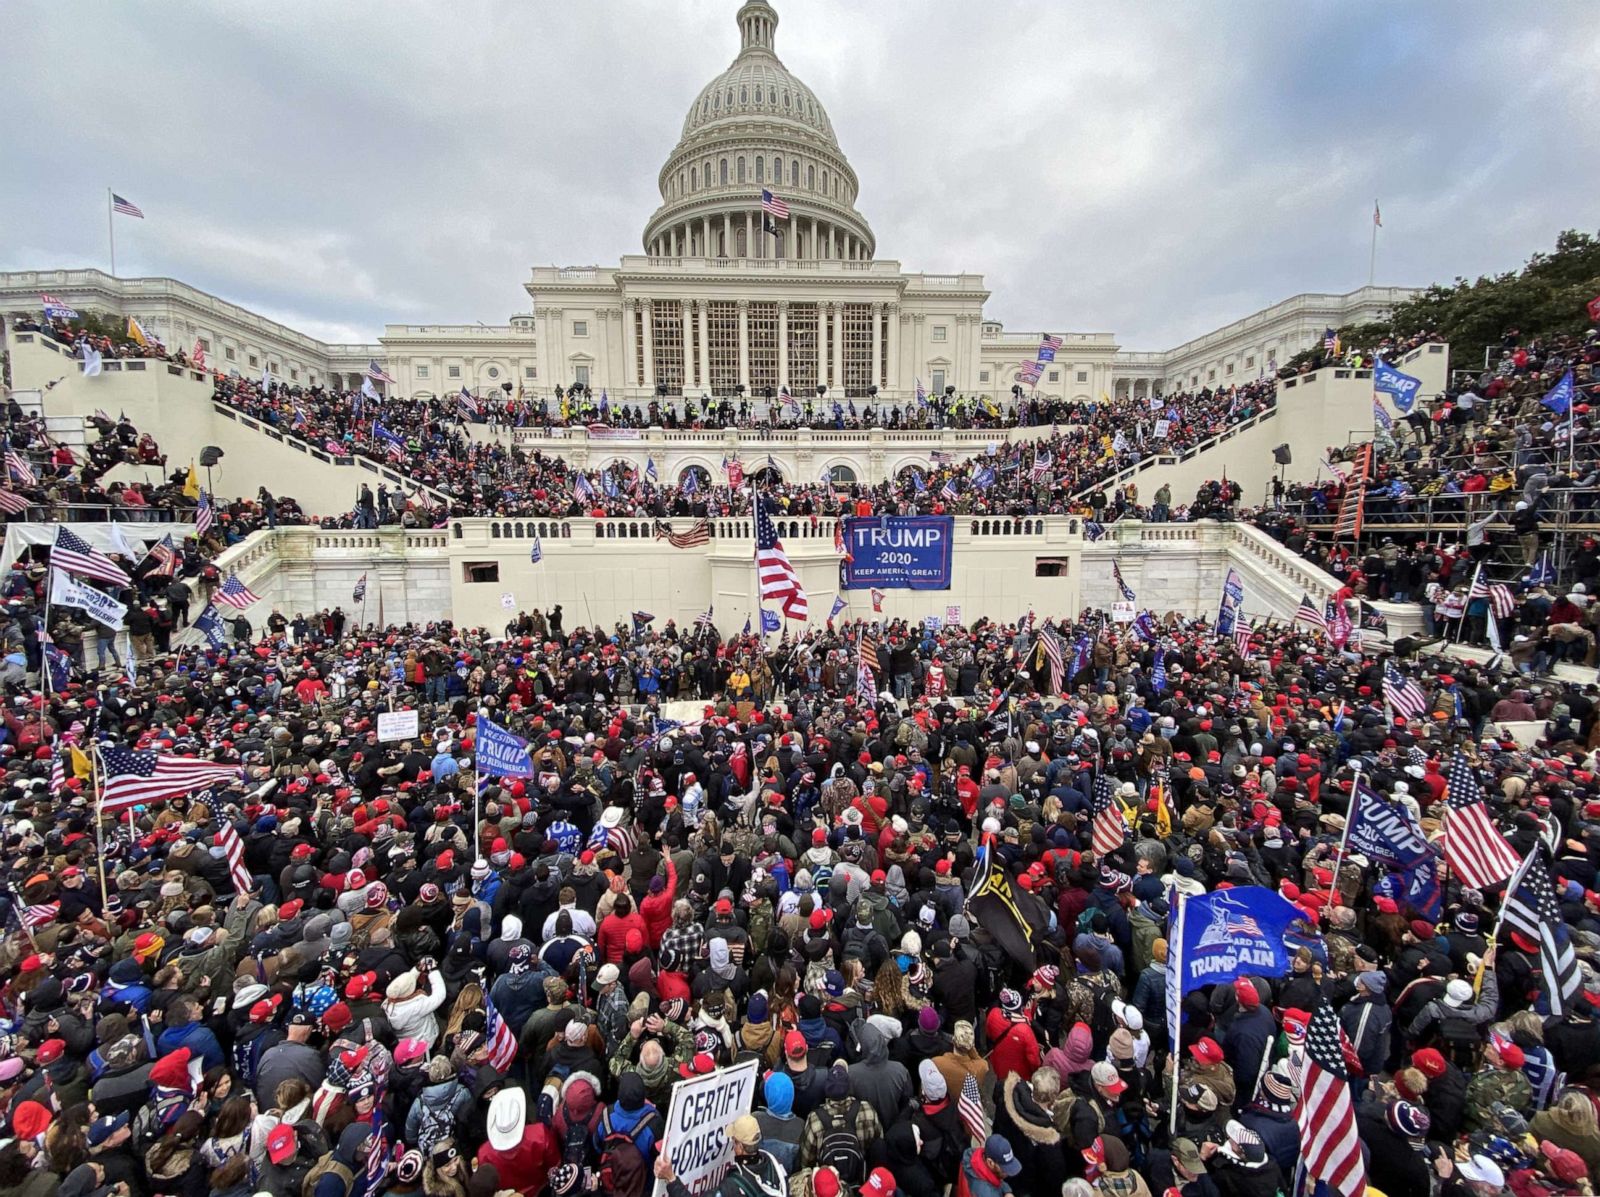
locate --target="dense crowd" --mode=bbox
[0,556,1598,1197]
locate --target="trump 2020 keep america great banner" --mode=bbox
[841,515,954,590]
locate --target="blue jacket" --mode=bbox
[156,1019,225,1072]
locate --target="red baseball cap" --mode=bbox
[784,1031,808,1058]
[266,1122,298,1164]
[1189,1037,1224,1066]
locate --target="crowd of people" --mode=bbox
[0,523,1598,1197]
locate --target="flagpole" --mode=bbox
[1328,760,1362,901]
[1368,201,1379,288]
[1168,892,1186,1137]
[473,707,483,864]
[1477,841,1536,995]
[92,743,110,920]
[107,188,117,277]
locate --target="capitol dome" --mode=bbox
[643,1,876,262]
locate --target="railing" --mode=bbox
[503,423,1060,452]
[1069,408,1278,500]
[3,502,197,524]
[456,513,1076,546]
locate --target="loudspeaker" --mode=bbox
[816,385,827,397]
[656,383,668,397]
[198,446,224,467]
[867,385,878,397]
[1272,444,1292,465]
[944,385,955,397]
[500,381,513,394]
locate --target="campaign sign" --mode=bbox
[655,1058,759,1197]
[1172,886,1304,999]
[842,516,954,590]
[476,715,534,778]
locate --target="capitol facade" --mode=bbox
[0,1,1412,409]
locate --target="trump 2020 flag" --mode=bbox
[1169,887,1309,1012]
[475,714,534,778]
[759,608,781,635]
[1373,358,1422,414]
[1542,370,1575,417]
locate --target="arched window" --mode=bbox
[790,158,799,185]
[720,159,729,185]
[491,523,502,538]
[821,169,829,194]
[679,170,686,194]
[755,156,764,183]
[690,166,698,189]
[736,227,747,256]
[514,522,524,538]
[807,164,815,190]
[679,464,712,491]
[782,90,791,108]
[823,463,857,484]
[737,157,746,183]
[740,86,748,103]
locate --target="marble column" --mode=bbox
[737,299,750,391]
[777,301,789,392]
[833,302,845,392]
[697,301,710,394]
[886,304,900,394]
[641,300,655,390]
[817,303,830,388]
[870,302,883,391]
[680,303,695,393]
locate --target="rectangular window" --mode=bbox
[1076,371,1087,383]
[416,365,429,379]
[448,365,461,379]
[1035,558,1071,577]
[786,302,818,397]
[931,325,947,343]
[1208,369,1216,381]
[198,338,211,352]
[1049,371,1059,382]
[842,302,873,398]
[707,300,739,394]
[523,365,535,378]
[979,371,990,383]
[290,369,298,381]
[1226,362,1234,375]
[1244,355,1255,368]
[248,355,258,367]
[463,562,500,584]
[748,301,778,394]
[574,365,590,388]
[268,362,278,374]
[651,299,684,396]
[225,347,236,361]
[572,321,588,337]
[931,369,945,395]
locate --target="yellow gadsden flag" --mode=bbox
[126,316,150,347]
[183,462,201,500]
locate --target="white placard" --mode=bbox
[500,592,516,610]
[924,615,942,631]
[654,1059,759,1197]
[945,605,962,626]
[376,709,420,742]
[1112,601,1136,623]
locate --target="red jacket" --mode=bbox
[596,910,648,963]
[988,1016,1041,1084]
[640,858,678,947]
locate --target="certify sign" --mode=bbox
[654,1058,759,1196]
[841,515,954,590]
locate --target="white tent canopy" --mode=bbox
[2,521,176,570]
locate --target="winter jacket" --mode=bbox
[847,1021,912,1131]
[988,1018,1041,1085]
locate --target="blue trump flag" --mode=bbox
[759,609,780,634]
[1373,358,1423,414]
[1347,783,1443,919]
[1542,369,1575,417]
[193,603,228,649]
[475,714,534,778]
[1166,886,1310,1052]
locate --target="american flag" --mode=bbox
[5,446,36,486]
[143,534,179,578]
[1383,661,1428,719]
[859,635,880,672]
[217,820,252,895]
[1501,844,1582,1015]
[1467,566,1516,620]
[457,386,479,418]
[696,606,714,628]
[915,378,928,408]
[1031,450,1052,482]
[213,573,261,609]
[111,193,145,218]
[191,339,207,371]
[353,573,368,603]
[957,1071,988,1143]
[193,491,214,539]
[483,991,518,1071]
[1443,751,1519,889]
[99,745,241,813]
[1040,628,1065,693]
[1090,775,1127,858]
[366,358,396,384]
[1293,592,1326,631]
[940,477,958,502]
[1372,399,1393,431]
[52,526,132,587]
[1291,1002,1366,1197]
[654,519,711,549]
[1110,560,1136,603]
[0,489,30,516]
[19,899,59,932]
[856,657,876,705]
[1017,360,1042,383]
[760,189,790,219]
[1232,623,1254,656]
[1039,334,1064,355]
[756,493,807,620]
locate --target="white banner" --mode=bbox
[654,1059,759,1197]
[1154,418,1171,440]
[1111,600,1136,623]
[50,569,128,631]
[376,709,420,743]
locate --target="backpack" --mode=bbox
[814,1099,865,1185]
[597,1109,652,1197]
[746,899,773,956]
[413,1096,456,1154]
[301,1155,353,1197]
[232,1030,267,1088]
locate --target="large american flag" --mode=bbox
[5,446,36,486]
[1090,775,1127,858]
[1110,560,1136,603]
[52,526,132,587]
[111,193,145,218]
[654,519,711,549]
[0,489,30,516]
[1501,844,1582,1015]
[216,820,252,895]
[1031,450,1052,483]
[483,991,518,1071]
[365,358,397,384]
[99,745,241,813]
[859,635,880,672]
[192,491,214,539]
[1383,661,1428,720]
[1467,567,1516,620]
[760,189,790,219]
[1292,593,1326,631]
[1017,360,1042,383]
[143,534,180,578]
[1040,628,1065,693]
[1443,751,1519,889]
[213,573,261,609]
[755,493,807,620]
[1292,1001,1366,1197]
[957,1071,988,1143]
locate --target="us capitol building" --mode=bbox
[0,1,1413,408]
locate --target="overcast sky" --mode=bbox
[4,1,1595,350]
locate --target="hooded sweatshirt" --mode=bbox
[847,1021,912,1130]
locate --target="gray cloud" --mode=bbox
[3,0,1595,350]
